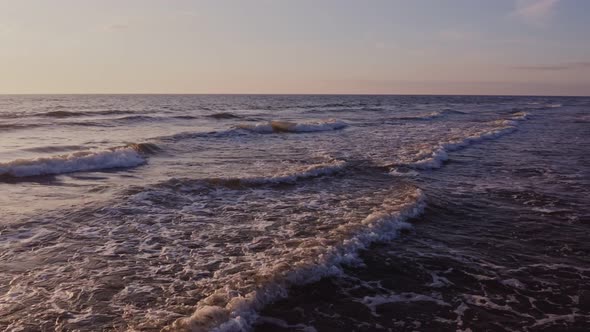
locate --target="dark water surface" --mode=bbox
[0,95,588,331]
[256,104,590,331]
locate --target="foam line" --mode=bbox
[165,189,426,332]
[392,116,527,171]
[0,143,156,177]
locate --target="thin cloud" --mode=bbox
[513,0,560,25]
[511,62,590,71]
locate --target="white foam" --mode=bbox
[163,119,348,141]
[236,119,348,134]
[422,111,444,119]
[501,278,526,289]
[165,159,348,191]
[428,271,453,288]
[401,111,444,120]
[510,112,530,121]
[545,103,562,108]
[394,118,522,170]
[241,159,347,185]
[389,168,419,177]
[0,146,146,177]
[463,294,534,319]
[533,313,578,328]
[234,122,274,134]
[166,189,426,332]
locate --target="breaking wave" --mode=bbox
[545,103,562,108]
[236,118,347,133]
[510,111,530,121]
[161,158,347,191]
[162,119,348,141]
[125,142,162,155]
[0,143,158,177]
[165,188,426,332]
[392,117,526,171]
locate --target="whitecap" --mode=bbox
[394,117,522,170]
[0,144,153,177]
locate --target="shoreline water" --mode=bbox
[255,105,590,331]
[0,95,588,331]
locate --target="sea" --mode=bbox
[0,95,589,332]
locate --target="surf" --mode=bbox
[391,114,528,171]
[0,143,159,177]
[165,188,426,332]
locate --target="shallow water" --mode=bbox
[0,95,588,331]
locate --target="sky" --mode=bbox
[0,0,589,95]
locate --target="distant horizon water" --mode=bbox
[1,92,590,97]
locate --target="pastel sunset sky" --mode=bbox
[1,0,589,95]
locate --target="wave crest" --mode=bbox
[162,158,347,191]
[126,142,162,155]
[392,117,525,171]
[510,111,530,121]
[0,143,157,177]
[159,119,348,141]
[236,118,347,133]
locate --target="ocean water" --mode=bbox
[0,95,588,331]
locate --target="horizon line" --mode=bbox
[0,92,588,97]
